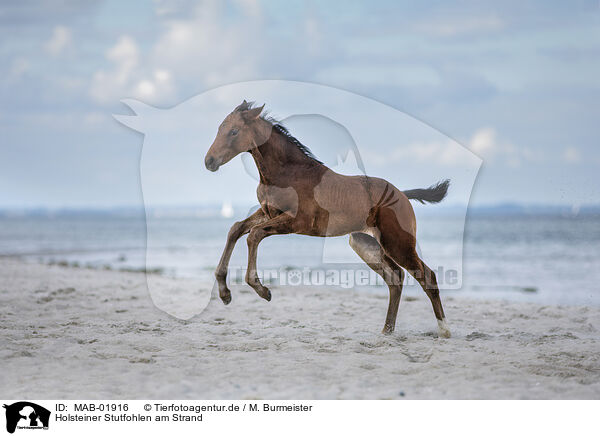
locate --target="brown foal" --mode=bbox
[205,101,451,338]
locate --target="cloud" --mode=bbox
[88,1,268,105]
[414,14,505,37]
[90,35,139,103]
[366,127,506,168]
[107,34,139,67]
[361,126,538,169]
[9,57,29,78]
[363,137,476,168]
[391,140,468,166]
[315,64,442,88]
[45,25,72,56]
[467,127,542,168]
[563,146,581,163]
[150,1,263,88]
[90,35,174,104]
[371,126,536,169]
[469,127,496,155]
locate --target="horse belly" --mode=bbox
[312,175,372,236]
[257,184,299,218]
[322,211,369,236]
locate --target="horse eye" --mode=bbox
[229,129,238,136]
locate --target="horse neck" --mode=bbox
[250,130,319,185]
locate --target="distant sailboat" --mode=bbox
[220,201,234,218]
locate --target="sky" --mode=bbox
[1,0,599,208]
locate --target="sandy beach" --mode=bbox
[1,258,598,399]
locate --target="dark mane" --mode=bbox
[270,123,323,164]
[238,101,323,164]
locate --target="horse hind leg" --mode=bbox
[415,255,450,337]
[401,253,450,338]
[377,224,450,338]
[349,232,405,335]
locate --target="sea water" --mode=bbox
[1,212,598,306]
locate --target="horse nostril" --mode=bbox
[205,156,221,172]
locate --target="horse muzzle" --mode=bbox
[205,155,222,172]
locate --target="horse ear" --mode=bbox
[235,99,249,112]
[243,104,264,120]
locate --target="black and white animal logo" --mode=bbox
[3,402,50,434]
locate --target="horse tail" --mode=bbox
[403,179,450,204]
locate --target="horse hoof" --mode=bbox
[439,329,451,339]
[437,319,451,338]
[220,292,232,305]
[261,288,272,302]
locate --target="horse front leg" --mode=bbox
[215,209,266,304]
[245,214,294,301]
